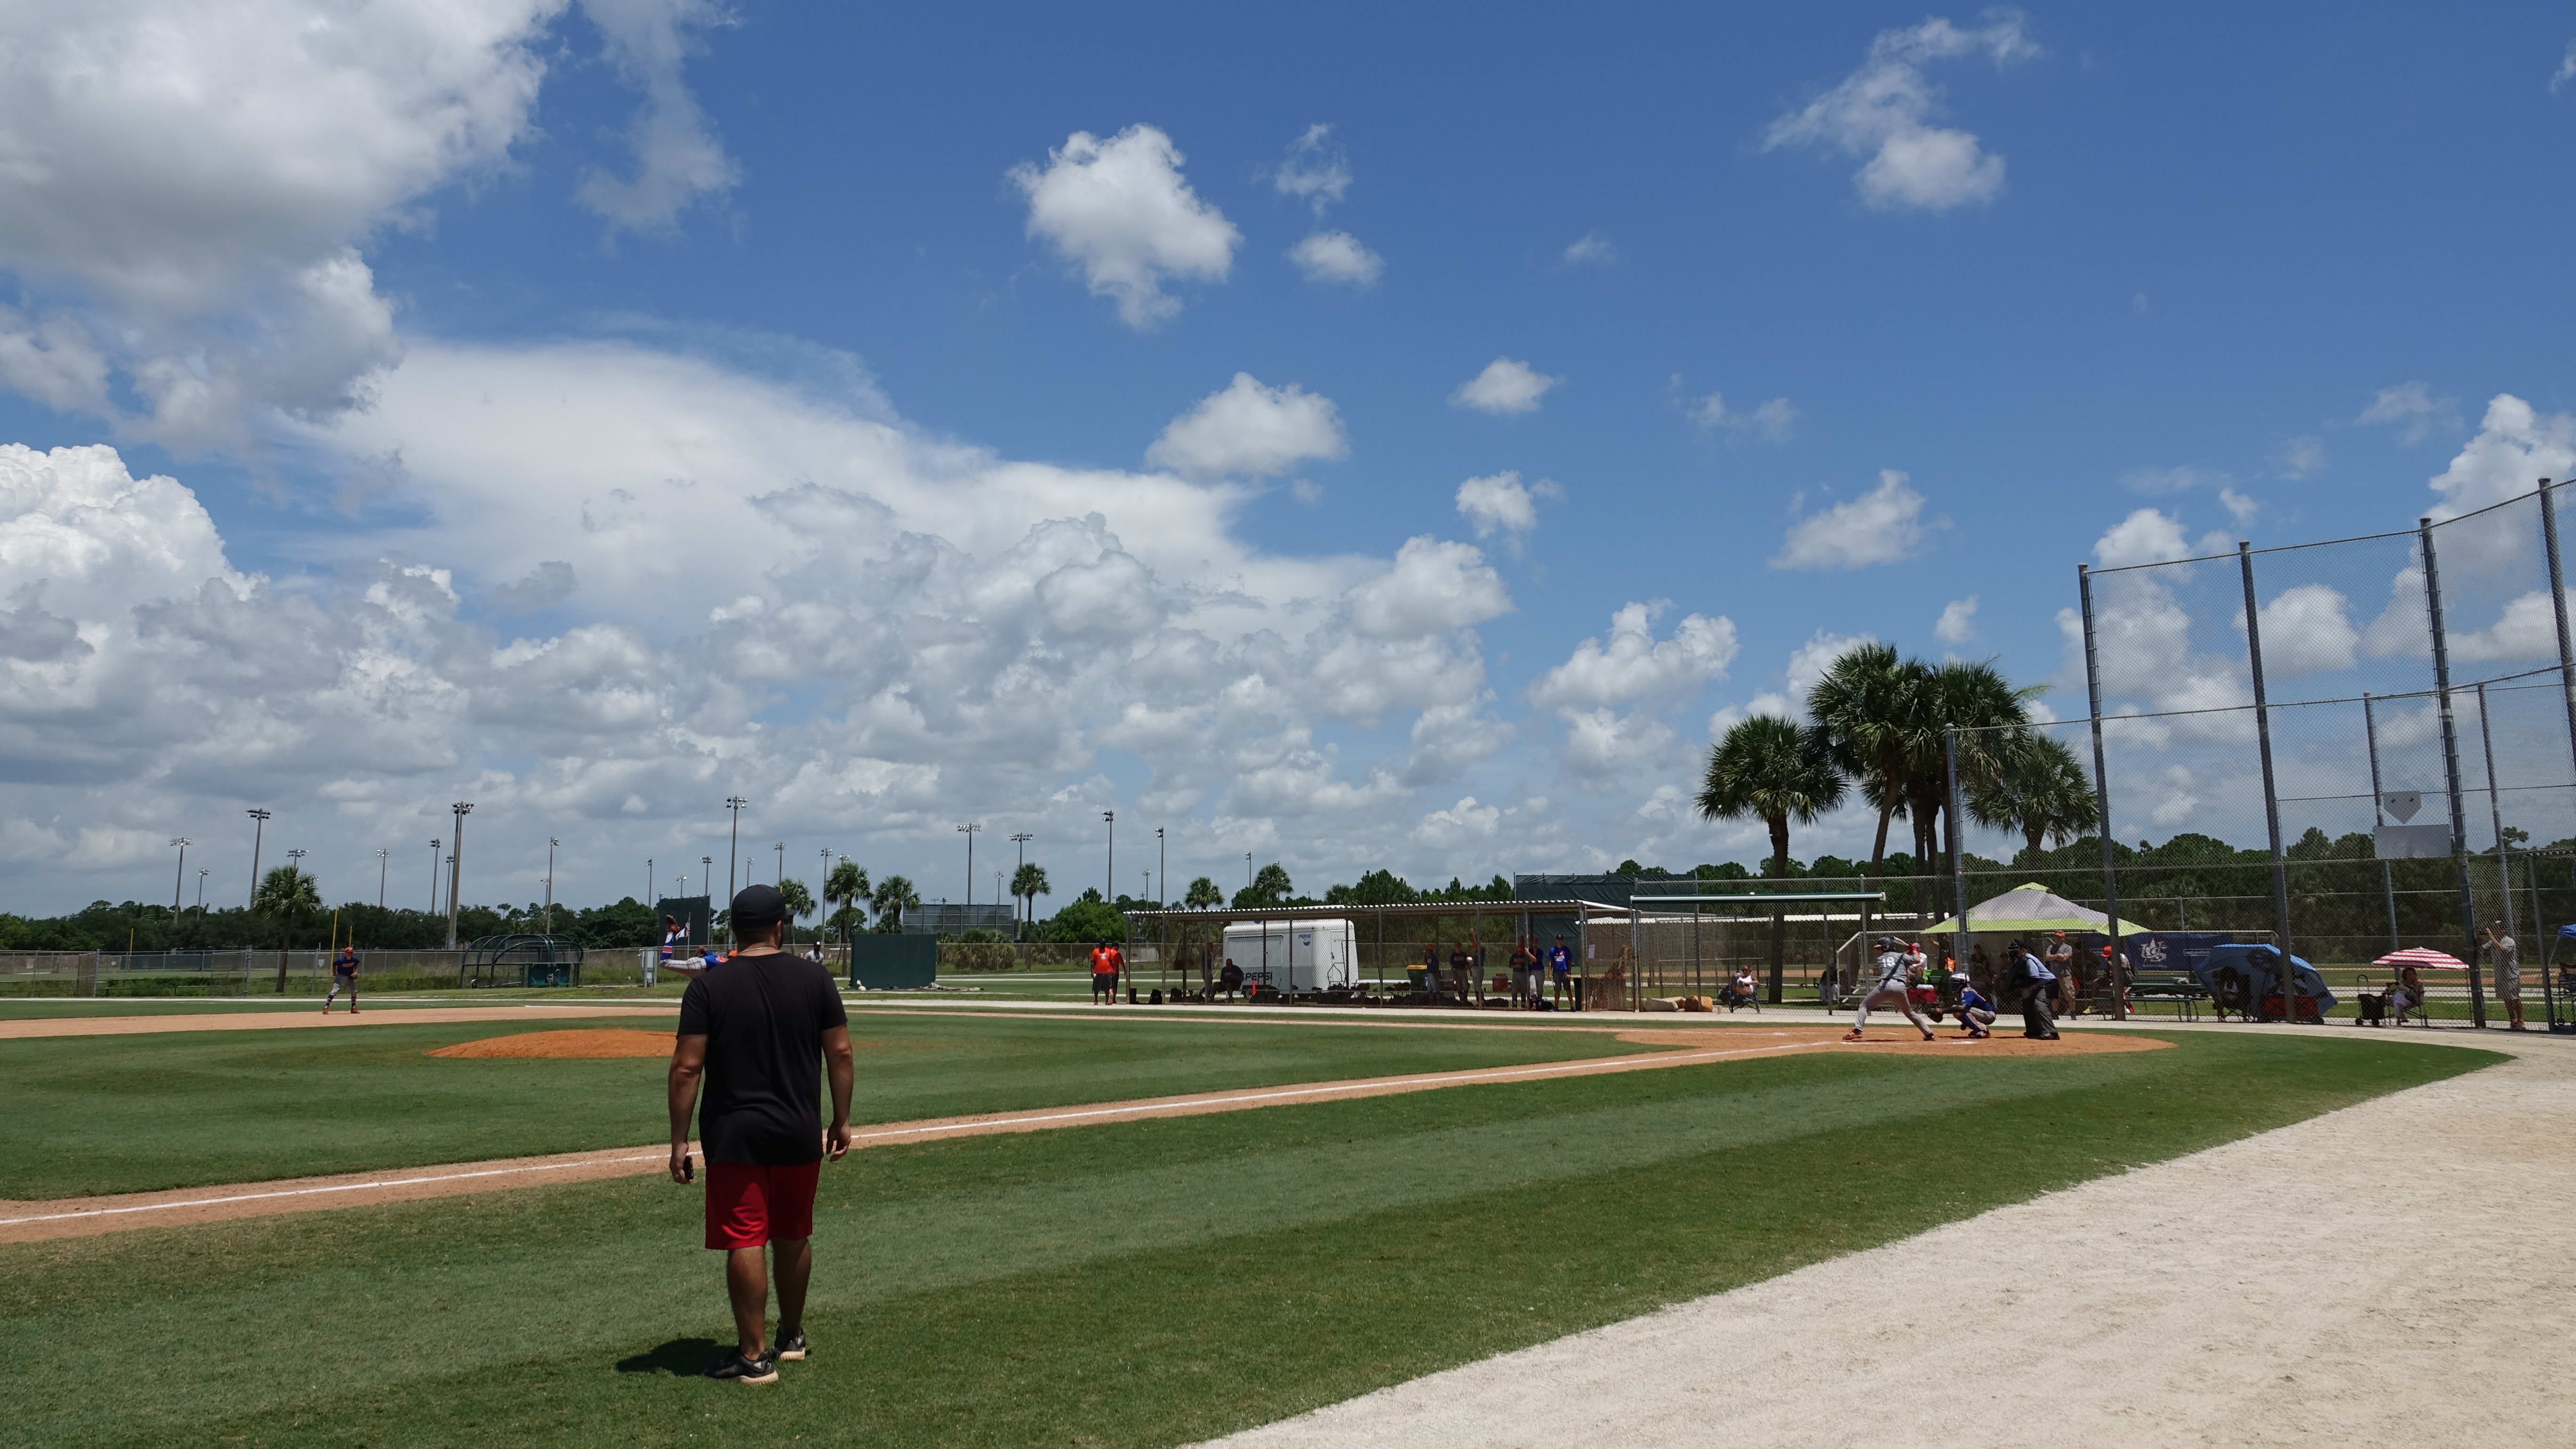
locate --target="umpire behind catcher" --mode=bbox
[669,884,854,1385]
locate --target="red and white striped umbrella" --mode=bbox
[2374,947,2469,969]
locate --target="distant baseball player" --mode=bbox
[322,943,360,1014]
[1845,936,1937,1042]
[1547,935,1574,1007]
[1089,941,1119,1003]
[668,885,853,1385]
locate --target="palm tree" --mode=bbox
[1184,876,1222,909]
[871,875,920,933]
[1806,643,1926,879]
[1234,862,1294,909]
[1698,715,1845,1002]
[824,860,871,944]
[776,877,816,941]
[1900,660,2044,876]
[1011,862,1051,933]
[251,864,322,950]
[1969,733,2099,863]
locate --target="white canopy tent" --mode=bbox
[1920,882,2152,937]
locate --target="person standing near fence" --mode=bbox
[322,943,359,1014]
[1547,935,1573,1006]
[2482,923,2525,1031]
[1089,941,1119,1003]
[2009,939,2060,1040]
[668,884,853,1385]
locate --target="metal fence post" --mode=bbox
[1945,725,1972,974]
[2420,518,2489,1027]
[2539,479,2576,803]
[2475,682,2515,945]
[2077,564,2127,1018]
[2238,542,2296,977]
[2364,692,2399,950]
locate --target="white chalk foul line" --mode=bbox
[1,1038,1826,1230]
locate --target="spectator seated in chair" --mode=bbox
[1719,967,1760,1012]
[1217,958,1245,1002]
[2210,964,2254,1022]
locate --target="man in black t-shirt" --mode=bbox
[669,885,854,1385]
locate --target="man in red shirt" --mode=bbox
[669,885,854,1385]
[1090,941,1119,1003]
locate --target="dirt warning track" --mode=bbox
[0,1027,2157,1244]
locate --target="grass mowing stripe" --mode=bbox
[0,1034,2488,1449]
[0,1014,1663,1199]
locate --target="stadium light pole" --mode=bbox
[773,841,784,888]
[445,802,472,949]
[169,837,189,932]
[958,823,981,909]
[647,858,654,903]
[1156,828,1165,909]
[724,797,748,905]
[245,808,271,906]
[545,837,559,934]
[375,848,388,910]
[194,869,206,918]
[1103,811,1114,902]
[427,839,440,913]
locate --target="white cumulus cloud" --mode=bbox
[0,0,567,447]
[1562,233,1616,265]
[1145,373,1348,481]
[2359,381,2462,445]
[1529,602,1739,710]
[1010,125,1239,329]
[1771,470,1927,570]
[571,0,739,233]
[1272,124,1351,213]
[1764,11,2038,211]
[1935,596,1979,646]
[1687,392,1798,442]
[1414,796,1501,849]
[1450,357,1558,415]
[1288,231,1384,287]
[1342,537,1513,640]
[1453,471,1561,551]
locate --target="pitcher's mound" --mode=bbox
[430,1029,671,1060]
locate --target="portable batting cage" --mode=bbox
[461,934,585,989]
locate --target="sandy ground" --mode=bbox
[1199,1029,2575,1449]
[427,1028,676,1058]
[0,1027,2143,1243]
[0,1003,677,1039]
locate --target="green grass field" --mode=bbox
[0,1029,2490,1449]
[0,1011,1661,1199]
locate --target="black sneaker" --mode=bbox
[705,1349,779,1385]
[775,1330,808,1362]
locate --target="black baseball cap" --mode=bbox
[731,884,786,928]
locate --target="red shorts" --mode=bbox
[703,1161,820,1250]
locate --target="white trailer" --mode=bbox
[1220,918,1358,994]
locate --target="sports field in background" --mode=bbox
[0,1005,2489,1449]
[0,1011,1666,1199]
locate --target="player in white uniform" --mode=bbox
[1854,938,1937,1036]
[1845,936,1937,1042]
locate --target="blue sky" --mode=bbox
[3,2,2574,915]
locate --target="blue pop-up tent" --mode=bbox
[2191,943,2337,1022]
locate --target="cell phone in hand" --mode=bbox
[682,1151,695,1183]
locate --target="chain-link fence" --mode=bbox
[1999,478,2576,1029]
